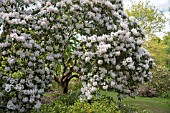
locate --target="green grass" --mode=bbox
[100,91,170,113]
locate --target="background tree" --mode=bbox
[163,32,170,68]
[126,0,167,39]
[126,0,170,97]
[144,38,170,96]
[144,38,169,67]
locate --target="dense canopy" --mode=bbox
[0,0,154,112]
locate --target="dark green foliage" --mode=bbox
[163,32,170,68]
[148,66,170,97]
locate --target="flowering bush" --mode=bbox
[0,0,54,112]
[0,0,155,112]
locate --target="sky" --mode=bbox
[123,0,170,38]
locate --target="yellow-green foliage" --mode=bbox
[144,38,169,67]
[126,0,167,38]
[67,99,118,113]
[32,96,119,113]
[32,94,150,113]
[143,38,170,95]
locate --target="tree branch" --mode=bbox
[61,60,77,82]
[62,57,72,75]
[64,60,77,77]
[65,57,72,67]
[54,75,60,84]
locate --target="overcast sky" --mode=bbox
[123,0,170,11]
[123,0,170,37]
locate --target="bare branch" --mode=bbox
[65,57,72,66]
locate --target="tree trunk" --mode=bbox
[54,74,79,94]
[62,81,69,94]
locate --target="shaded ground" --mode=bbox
[101,91,170,113]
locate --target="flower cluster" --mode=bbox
[0,1,55,112]
[73,0,155,100]
[0,30,53,112]
[78,32,154,100]
[0,0,155,112]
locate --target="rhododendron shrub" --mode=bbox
[0,0,54,112]
[0,0,155,112]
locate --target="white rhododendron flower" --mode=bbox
[103,85,108,90]
[7,100,16,110]
[98,60,103,65]
[5,84,12,92]
[92,82,98,86]
[126,57,132,63]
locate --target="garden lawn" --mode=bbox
[100,91,170,113]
